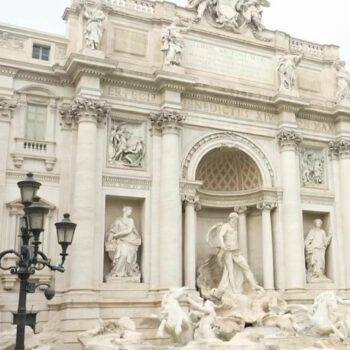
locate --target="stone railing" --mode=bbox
[290,38,324,58]
[106,0,155,14]
[11,138,57,171]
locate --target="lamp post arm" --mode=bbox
[35,251,65,272]
[0,250,22,271]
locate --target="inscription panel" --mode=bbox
[103,85,160,104]
[114,28,147,57]
[183,98,277,123]
[297,118,335,134]
[182,38,274,84]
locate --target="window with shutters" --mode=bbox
[26,104,47,141]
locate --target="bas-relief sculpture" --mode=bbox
[187,0,271,41]
[277,54,303,91]
[108,121,146,168]
[305,219,332,283]
[83,4,106,50]
[301,149,325,187]
[161,18,191,66]
[334,59,350,103]
[105,206,142,282]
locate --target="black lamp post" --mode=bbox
[0,173,76,350]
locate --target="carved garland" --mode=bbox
[182,131,275,186]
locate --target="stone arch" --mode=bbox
[17,85,57,98]
[182,132,274,188]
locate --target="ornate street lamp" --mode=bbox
[0,173,76,350]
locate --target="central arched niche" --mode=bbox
[196,147,263,192]
[195,147,264,285]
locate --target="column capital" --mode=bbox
[0,98,17,123]
[59,97,110,128]
[149,109,186,133]
[257,202,277,211]
[277,128,303,150]
[182,194,201,211]
[234,206,248,214]
[329,137,350,159]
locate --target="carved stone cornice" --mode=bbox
[182,194,201,211]
[0,66,18,77]
[277,129,303,150]
[328,138,350,159]
[257,202,277,211]
[273,94,309,114]
[0,98,17,122]
[59,97,111,127]
[149,109,186,132]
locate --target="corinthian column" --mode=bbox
[257,202,276,290]
[0,99,16,244]
[182,195,201,289]
[234,206,248,259]
[150,110,186,289]
[60,98,109,291]
[277,129,305,290]
[330,138,350,288]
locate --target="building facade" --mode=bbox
[1,0,350,348]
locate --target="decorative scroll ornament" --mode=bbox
[277,129,302,149]
[188,0,271,42]
[161,18,191,66]
[59,97,110,126]
[0,98,17,122]
[149,109,186,130]
[300,149,325,187]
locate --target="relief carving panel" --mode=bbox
[300,148,326,187]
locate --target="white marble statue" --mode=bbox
[188,296,218,340]
[334,59,350,102]
[287,291,350,340]
[188,0,270,40]
[305,219,332,283]
[161,18,191,66]
[83,4,105,50]
[277,54,303,91]
[78,318,144,350]
[154,287,193,345]
[197,212,263,299]
[109,122,146,167]
[105,206,142,281]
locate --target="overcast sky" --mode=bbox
[0,0,350,65]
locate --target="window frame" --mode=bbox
[32,43,51,61]
[25,103,48,141]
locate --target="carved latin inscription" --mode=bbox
[182,39,274,84]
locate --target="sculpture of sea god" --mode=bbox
[109,122,146,167]
[83,3,106,50]
[197,212,263,301]
[277,54,303,91]
[334,59,350,103]
[305,219,332,283]
[105,206,142,282]
[161,18,191,66]
[187,0,271,41]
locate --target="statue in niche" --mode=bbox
[83,4,105,50]
[277,54,303,91]
[197,212,263,301]
[105,206,142,282]
[301,149,325,187]
[334,59,350,103]
[305,219,332,283]
[161,18,191,66]
[109,122,146,167]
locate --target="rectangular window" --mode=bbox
[26,104,47,140]
[32,44,50,61]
